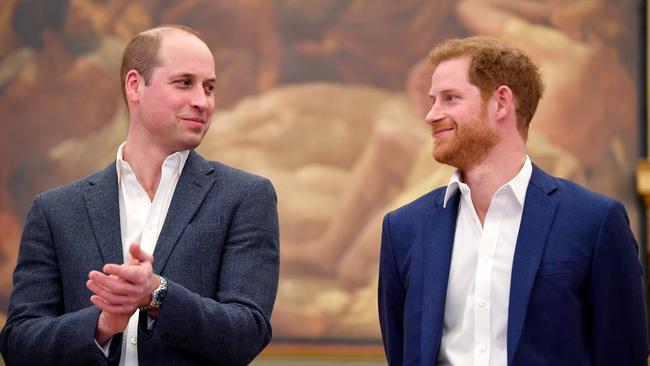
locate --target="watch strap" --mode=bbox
[140,275,167,312]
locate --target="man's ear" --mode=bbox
[124,70,143,104]
[493,85,514,121]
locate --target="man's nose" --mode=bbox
[424,102,444,125]
[190,87,209,111]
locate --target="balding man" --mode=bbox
[0,25,279,366]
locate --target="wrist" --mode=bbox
[139,275,161,307]
[95,312,117,346]
[140,275,167,312]
[149,274,161,293]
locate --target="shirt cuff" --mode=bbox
[147,314,156,330]
[94,337,112,357]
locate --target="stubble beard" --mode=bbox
[173,127,206,152]
[432,114,499,170]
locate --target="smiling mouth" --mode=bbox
[433,127,454,139]
[180,117,205,124]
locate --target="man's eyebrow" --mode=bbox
[171,72,194,78]
[172,72,217,83]
[430,88,461,97]
[439,88,460,94]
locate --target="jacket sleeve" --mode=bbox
[588,200,648,365]
[378,213,405,366]
[141,177,280,365]
[0,195,119,366]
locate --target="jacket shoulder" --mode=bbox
[35,166,111,204]
[543,174,618,214]
[387,186,446,223]
[207,160,270,185]
[199,159,276,202]
[530,165,624,226]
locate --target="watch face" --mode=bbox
[152,276,168,306]
[140,277,167,311]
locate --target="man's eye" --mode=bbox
[445,95,458,102]
[204,84,215,94]
[176,80,191,87]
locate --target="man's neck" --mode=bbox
[461,148,526,225]
[122,139,172,201]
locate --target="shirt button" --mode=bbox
[130,338,137,345]
[479,345,487,352]
[479,300,487,307]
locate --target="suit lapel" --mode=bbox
[420,190,459,364]
[84,164,124,265]
[153,151,216,273]
[507,165,558,364]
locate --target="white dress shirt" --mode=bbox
[99,142,188,365]
[437,156,532,366]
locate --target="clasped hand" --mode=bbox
[87,243,160,344]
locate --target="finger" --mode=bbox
[87,278,128,301]
[125,257,141,266]
[88,273,145,303]
[103,258,149,274]
[101,265,154,308]
[130,242,154,264]
[89,271,137,295]
[103,263,152,286]
[103,262,148,279]
[87,279,136,306]
[88,270,118,283]
[91,294,131,313]
[88,270,106,279]
[88,270,144,298]
[88,283,143,312]
[129,242,141,259]
[90,295,136,315]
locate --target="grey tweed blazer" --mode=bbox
[0,150,280,366]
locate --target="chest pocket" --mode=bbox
[162,216,225,295]
[536,261,578,279]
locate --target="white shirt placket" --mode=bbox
[113,144,188,366]
[473,191,506,366]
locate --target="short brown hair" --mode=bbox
[429,36,544,138]
[119,24,206,103]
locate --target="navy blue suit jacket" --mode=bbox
[0,151,280,366]
[379,164,648,365]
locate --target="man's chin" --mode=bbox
[182,140,202,151]
[174,134,204,152]
[432,138,453,154]
[432,146,454,166]
[432,146,471,169]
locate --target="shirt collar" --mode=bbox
[507,155,532,207]
[443,170,462,208]
[115,142,190,183]
[443,155,532,208]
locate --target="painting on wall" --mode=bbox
[0,0,642,355]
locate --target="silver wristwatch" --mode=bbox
[141,275,167,312]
